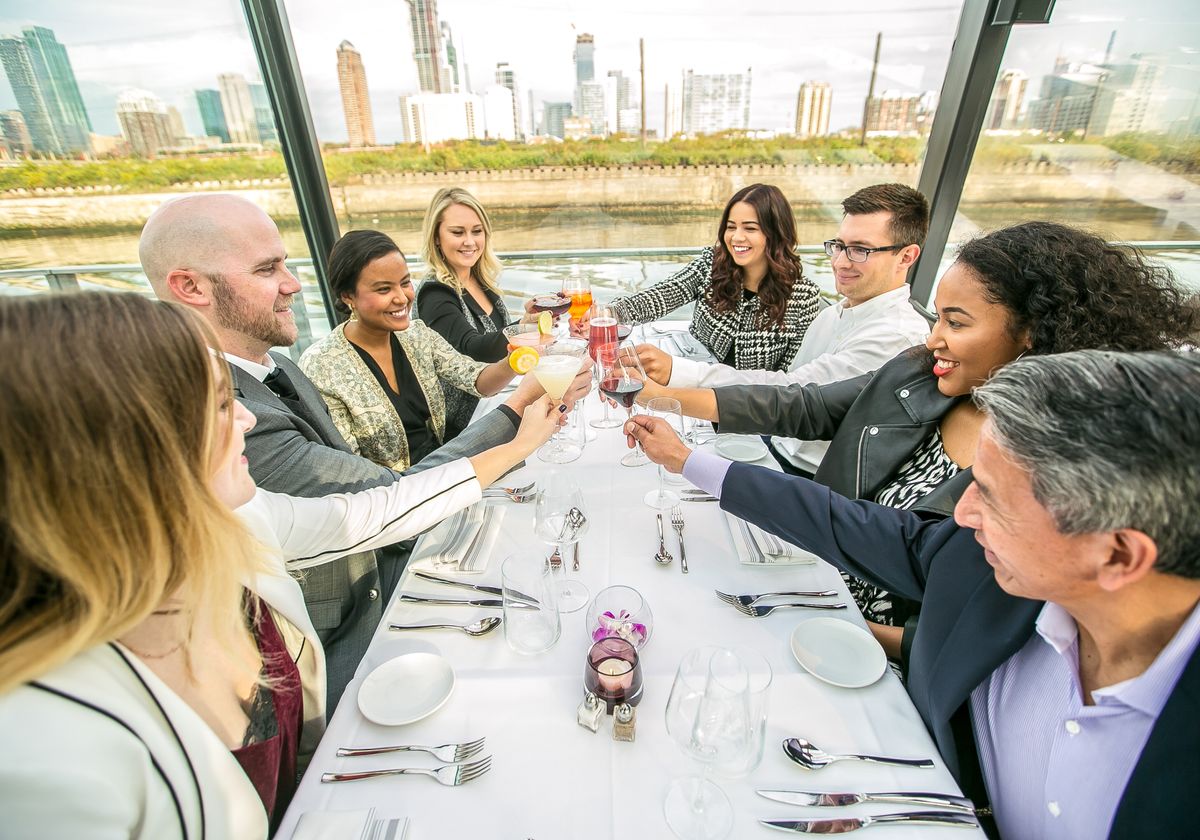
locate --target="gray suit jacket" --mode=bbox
[232,352,519,710]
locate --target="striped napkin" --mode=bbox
[292,808,408,840]
[411,502,505,574]
[726,511,818,566]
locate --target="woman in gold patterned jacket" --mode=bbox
[299,230,520,471]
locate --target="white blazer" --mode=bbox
[0,458,482,839]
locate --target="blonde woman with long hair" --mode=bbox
[417,187,544,436]
[0,293,559,838]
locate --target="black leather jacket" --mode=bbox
[714,347,973,517]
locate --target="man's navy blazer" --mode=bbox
[721,461,1199,838]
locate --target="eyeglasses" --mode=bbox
[823,240,907,263]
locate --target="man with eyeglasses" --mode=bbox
[637,183,931,477]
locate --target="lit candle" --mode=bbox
[596,657,634,695]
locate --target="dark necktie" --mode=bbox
[263,365,303,413]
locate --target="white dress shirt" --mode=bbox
[667,286,930,473]
[222,350,276,382]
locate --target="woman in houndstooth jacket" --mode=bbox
[611,183,821,372]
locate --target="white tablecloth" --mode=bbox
[278,386,984,839]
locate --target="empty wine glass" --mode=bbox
[598,341,650,467]
[533,471,591,612]
[643,397,684,508]
[663,647,754,840]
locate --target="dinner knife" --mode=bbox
[757,789,974,812]
[681,495,718,502]
[411,570,537,605]
[397,594,503,609]
[761,811,979,833]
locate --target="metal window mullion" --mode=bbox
[240,0,341,327]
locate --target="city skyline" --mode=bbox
[1,1,1197,148]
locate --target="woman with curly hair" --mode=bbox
[608,183,822,371]
[648,221,1198,659]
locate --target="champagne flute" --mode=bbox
[663,647,753,840]
[588,303,623,430]
[532,338,587,464]
[643,397,684,508]
[598,341,650,467]
[534,471,591,613]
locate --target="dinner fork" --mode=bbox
[321,755,492,785]
[732,601,848,617]
[480,487,536,503]
[336,737,486,762]
[715,589,838,607]
[670,506,688,574]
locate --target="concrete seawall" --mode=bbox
[0,161,1148,231]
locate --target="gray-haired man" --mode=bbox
[629,349,1200,838]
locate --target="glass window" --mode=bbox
[282,0,966,307]
[951,0,1200,293]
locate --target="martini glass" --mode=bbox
[533,338,587,464]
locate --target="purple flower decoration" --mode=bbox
[592,609,648,646]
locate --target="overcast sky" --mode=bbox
[1,0,1196,143]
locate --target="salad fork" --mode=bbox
[670,506,688,574]
[732,601,847,617]
[321,755,493,785]
[337,737,486,762]
[715,589,838,607]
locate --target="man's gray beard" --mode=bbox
[209,273,298,349]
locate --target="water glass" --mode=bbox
[501,551,560,655]
[644,397,685,507]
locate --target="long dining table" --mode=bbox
[277,376,985,839]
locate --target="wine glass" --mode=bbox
[562,271,593,337]
[532,338,587,464]
[643,397,684,508]
[598,341,650,467]
[663,647,754,840]
[534,471,591,612]
[587,303,624,430]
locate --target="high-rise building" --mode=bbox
[407,1,452,94]
[578,81,606,137]
[574,34,595,87]
[440,21,460,92]
[0,35,61,155]
[166,106,187,144]
[542,101,571,139]
[195,89,230,143]
[1,110,32,157]
[482,85,516,140]
[494,62,522,140]
[20,26,91,153]
[987,70,1027,130]
[1087,54,1167,136]
[681,69,751,135]
[400,92,481,144]
[794,81,831,137]
[337,41,376,147]
[606,70,638,135]
[218,73,259,144]
[249,83,277,144]
[1026,58,1106,134]
[116,88,174,157]
[864,90,930,135]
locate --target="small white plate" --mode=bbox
[358,653,455,726]
[715,435,769,462]
[790,618,887,688]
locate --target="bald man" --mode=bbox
[141,194,583,709]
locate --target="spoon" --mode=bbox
[388,617,503,637]
[783,737,935,770]
[654,514,673,566]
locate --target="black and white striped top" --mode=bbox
[612,246,821,373]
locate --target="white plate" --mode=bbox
[715,435,769,462]
[790,618,887,688]
[357,653,455,726]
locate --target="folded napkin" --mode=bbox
[292,808,409,840]
[410,502,506,574]
[727,511,817,566]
